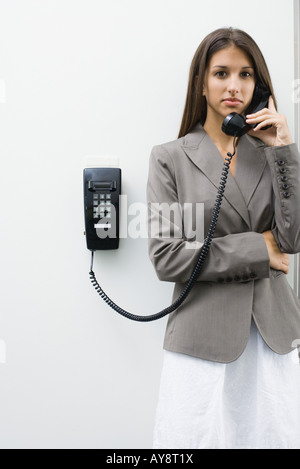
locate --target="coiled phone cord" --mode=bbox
[89,136,237,322]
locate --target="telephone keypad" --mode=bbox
[93,193,113,219]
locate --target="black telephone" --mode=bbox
[222,83,271,137]
[85,83,271,322]
[83,167,121,251]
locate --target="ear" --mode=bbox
[194,75,206,96]
[200,76,207,97]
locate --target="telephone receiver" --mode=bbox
[222,83,271,137]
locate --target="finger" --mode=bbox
[253,119,275,131]
[282,255,290,265]
[247,109,268,119]
[280,261,289,274]
[277,265,288,274]
[246,109,273,121]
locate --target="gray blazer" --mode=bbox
[147,122,300,363]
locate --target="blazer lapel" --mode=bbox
[235,134,267,206]
[181,123,265,230]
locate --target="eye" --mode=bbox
[241,72,252,78]
[215,71,227,78]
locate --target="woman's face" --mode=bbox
[203,46,256,123]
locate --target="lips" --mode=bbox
[223,98,242,104]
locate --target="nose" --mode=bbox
[227,75,240,95]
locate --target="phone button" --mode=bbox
[242,275,250,282]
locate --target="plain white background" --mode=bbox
[0,0,297,449]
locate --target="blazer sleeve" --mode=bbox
[147,144,270,283]
[264,143,300,254]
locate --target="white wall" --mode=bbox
[0,0,296,449]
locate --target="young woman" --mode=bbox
[147,28,300,449]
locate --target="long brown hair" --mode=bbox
[178,27,277,138]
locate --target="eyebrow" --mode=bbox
[212,65,254,69]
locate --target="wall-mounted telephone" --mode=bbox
[222,83,271,137]
[83,168,121,251]
[85,83,271,321]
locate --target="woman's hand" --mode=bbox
[262,230,290,274]
[246,96,293,147]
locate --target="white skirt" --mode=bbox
[153,320,300,449]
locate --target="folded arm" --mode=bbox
[147,145,270,283]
